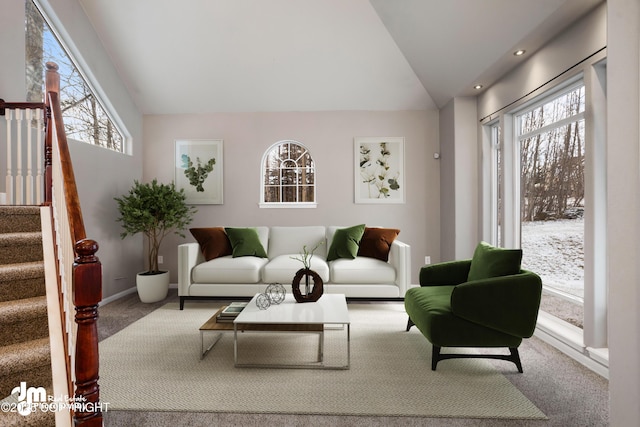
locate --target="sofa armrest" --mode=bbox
[388,239,411,297]
[450,270,542,338]
[178,243,203,296]
[419,260,471,286]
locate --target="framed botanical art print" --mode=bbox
[175,139,224,204]
[354,137,405,204]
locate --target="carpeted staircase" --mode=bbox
[0,206,55,426]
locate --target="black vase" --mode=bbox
[292,268,324,303]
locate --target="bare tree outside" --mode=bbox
[520,86,585,222]
[518,85,585,327]
[263,141,315,204]
[25,0,124,152]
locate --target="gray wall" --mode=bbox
[471,1,640,424]
[142,110,440,285]
[477,3,607,120]
[0,0,145,298]
[607,0,640,424]
[439,97,478,261]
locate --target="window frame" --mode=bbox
[259,140,317,209]
[26,0,129,154]
[481,64,608,354]
[515,80,586,302]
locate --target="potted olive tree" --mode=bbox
[115,179,196,303]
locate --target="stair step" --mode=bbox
[0,296,49,347]
[0,232,43,264]
[0,338,52,399]
[0,262,46,302]
[0,397,56,426]
[0,206,42,234]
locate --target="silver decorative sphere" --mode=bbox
[255,293,271,310]
[266,283,286,305]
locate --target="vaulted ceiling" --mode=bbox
[78,0,602,114]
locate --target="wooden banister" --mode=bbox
[2,61,103,425]
[72,239,102,426]
[44,62,58,205]
[47,91,86,241]
[0,100,46,116]
[45,63,103,426]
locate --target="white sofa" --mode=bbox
[178,226,411,309]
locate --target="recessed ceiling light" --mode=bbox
[513,49,526,56]
[473,84,483,90]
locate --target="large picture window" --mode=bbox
[25,0,125,152]
[481,48,607,371]
[517,83,586,316]
[261,140,316,207]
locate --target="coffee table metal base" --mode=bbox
[233,324,350,370]
[199,307,328,360]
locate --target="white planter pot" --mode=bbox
[136,271,170,303]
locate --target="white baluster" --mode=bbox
[5,110,13,204]
[36,109,43,204]
[15,109,23,204]
[26,109,34,204]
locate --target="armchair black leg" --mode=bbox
[406,317,415,331]
[432,346,441,371]
[429,346,524,372]
[509,347,524,373]
[180,297,185,310]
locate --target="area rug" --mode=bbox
[99,302,546,419]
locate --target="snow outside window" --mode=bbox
[516,83,586,327]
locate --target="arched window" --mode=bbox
[261,140,316,207]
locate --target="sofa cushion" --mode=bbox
[326,224,366,261]
[467,241,522,282]
[262,254,330,283]
[329,257,396,284]
[357,227,400,261]
[189,227,232,261]
[225,227,268,258]
[268,226,327,259]
[192,256,269,284]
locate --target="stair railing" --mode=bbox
[46,61,103,426]
[0,62,103,426]
[0,102,45,205]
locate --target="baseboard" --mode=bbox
[99,286,137,306]
[100,283,179,306]
[534,311,609,379]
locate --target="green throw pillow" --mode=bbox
[327,224,366,261]
[224,227,267,258]
[467,241,522,281]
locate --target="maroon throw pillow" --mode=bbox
[357,228,400,261]
[189,227,232,261]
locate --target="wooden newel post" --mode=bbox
[44,62,59,205]
[72,238,103,426]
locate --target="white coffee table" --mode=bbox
[233,293,350,369]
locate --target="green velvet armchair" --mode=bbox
[404,243,542,372]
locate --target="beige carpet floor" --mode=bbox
[99,302,545,420]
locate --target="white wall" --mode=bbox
[473,1,640,423]
[477,3,607,120]
[453,97,478,258]
[607,0,640,424]
[439,97,478,261]
[0,0,145,298]
[439,102,456,261]
[143,110,440,285]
